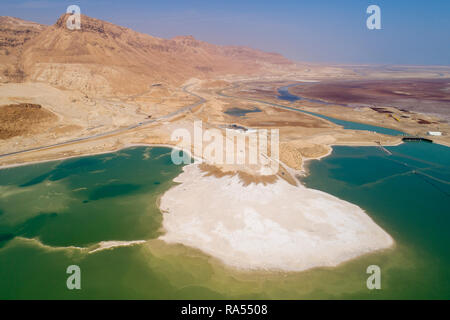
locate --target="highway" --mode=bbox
[0,84,206,159]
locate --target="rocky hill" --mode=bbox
[0,14,294,95]
[0,16,46,82]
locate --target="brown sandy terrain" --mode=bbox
[0,81,205,156]
[0,103,57,139]
[0,78,408,184]
[199,163,278,186]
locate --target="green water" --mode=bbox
[0,145,449,299]
[224,107,262,117]
[303,142,450,299]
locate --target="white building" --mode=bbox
[427,131,442,136]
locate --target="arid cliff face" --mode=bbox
[0,14,294,95]
[0,16,46,82]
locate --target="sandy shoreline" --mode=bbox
[9,237,147,254]
[0,138,405,171]
[88,240,147,254]
[159,164,394,272]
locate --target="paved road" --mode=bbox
[0,84,206,159]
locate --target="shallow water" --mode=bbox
[224,107,262,117]
[0,144,449,299]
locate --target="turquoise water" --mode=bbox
[0,144,449,299]
[302,142,450,298]
[0,147,182,249]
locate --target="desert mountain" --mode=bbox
[0,14,294,95]
[0,16,46,82]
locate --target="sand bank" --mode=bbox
[159,164,394,272]
[7,237,147,255]
[88,240,147,254]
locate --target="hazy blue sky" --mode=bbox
[2,0,449,65]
